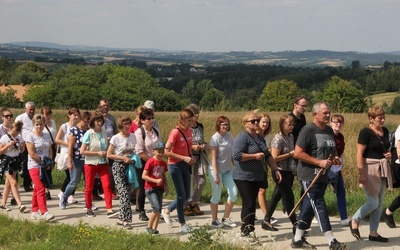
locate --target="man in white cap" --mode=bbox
[144,100,160,132]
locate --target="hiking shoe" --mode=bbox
[222,217,237,228]
[31,212,40,220]
[183,206,195,216]
[180,224,192,233]
[290,237,316,249]
[211,220,224,228]
[59,200,67,210]
[190,203,204,215]
[139,211,149,221]
[161,209,172,225]
[67,195,78,204]
[19,205,26,213]
[42,212,55,221]
[10,198,17,206]
[83,204,98,211]
[0,204,11,211]
[382,210,396,228]
[145,227,154,234]
[107,211,120,218]
[329,239,346,250]
[86,211,96,217]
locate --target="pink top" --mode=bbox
[167,127,193,164]
[128,122,140,133]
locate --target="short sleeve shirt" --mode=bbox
[209,132,233,173]
[110,133,136,160]
[144,157,168,190]
[134,127,161,159]
[358,127,389,159]
[0,133,24,157]
[271,132,296,172]
[70,126,87,160]
[26,132,51,169]
[82,130,107,164]
[167,127,193,164]
[296,123,336,182]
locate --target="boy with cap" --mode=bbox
[142,141,169,235]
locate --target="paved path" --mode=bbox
[1,187,399,249]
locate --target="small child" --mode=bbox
[142,141,169,235]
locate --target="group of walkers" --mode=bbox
[1,96,400,249]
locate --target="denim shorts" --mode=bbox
[145,188,164,213]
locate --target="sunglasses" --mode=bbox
[145,117,154,121]
[247,119,260,124]
[3,114,13,119]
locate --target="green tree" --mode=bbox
[321,76,367,113]
[9,62,48,85]
[389,96,400,114]
[0,87,21,107]
[257,80,298,111]
[199,88,226,111]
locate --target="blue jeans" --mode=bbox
[63,158,84,201]
[209,169,238,204]
[297,181,331,232]
[146,188,164,213]
[329,171,348,220]
[353,178,386,231]
[167,162,191,224]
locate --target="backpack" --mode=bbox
[140,126,159,141]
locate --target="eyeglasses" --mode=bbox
[220,123,230,127]
[3,114,13,119]
[285,123,295,126]
[247,119,260,124]
[298,104,308,108]
[145,117,154,121]
[122,122,131,126]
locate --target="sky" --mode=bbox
[1,0,399,53]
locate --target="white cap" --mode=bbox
[144,100,155,110]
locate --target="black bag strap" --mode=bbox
[44,125,55,144]
[6,133,19,150]
[175,127,192,157]
[140,126,159,141]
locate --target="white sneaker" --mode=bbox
[222,218,237,228]
[180,224,192,233]
[340,218,351,226]
[161,209,172,225]
[31,212,40,220]
[58,192,63,200]
[211,220,224,228]
[42,212,55,221]
[67,195,78,204]
[83,204,98,211]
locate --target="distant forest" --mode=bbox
[1,56,400,113]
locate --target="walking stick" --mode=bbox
[288,167,325,218]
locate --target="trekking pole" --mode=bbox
[288,154,333,218]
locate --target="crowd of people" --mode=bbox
[0,96,399,249]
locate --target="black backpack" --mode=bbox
[140,126,159,141]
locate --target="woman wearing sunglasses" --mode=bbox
[232,111,282,238]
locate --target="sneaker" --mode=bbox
[340,218,351,226]
[183,206,195,216]
[270,217,278,225]
[145,227,154,234]
[58,192,63,200]
[31,212,40,220]
[211,220,224,228]
[46,191,52,200]
[86,211,96,217]
[222,218,237,228]
[59,200,67,210]
[19,205,26,213]
[42,212,55,221]
[139,211,149,221]
[123,223,132,230]
[161,209,172,225]
[0,204,11,211]
[83,204,98,211]
[67,195,78,204]
[329,238,346,250]
[107,211,120,218]
[382,210,396,228]
[290,237,316,249]
[190,203,204,215]
[153,229,159,235]
[180,224,192,233]
[10,198,17,206]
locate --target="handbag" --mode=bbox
[55,149,68,171]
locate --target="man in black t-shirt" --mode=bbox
[291,102,345,250]
[289,96,308,144]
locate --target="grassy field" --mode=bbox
[368,91,400,106]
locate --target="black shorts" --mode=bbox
[260,172,268,189]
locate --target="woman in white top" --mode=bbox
[55,108,80,204]
[107,115,136,229]
[26,114,55,221]
[0,120,26,213]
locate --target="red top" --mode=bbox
[144,157,168,190]
[129,122,140,133]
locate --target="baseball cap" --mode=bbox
[144,100,155,110]
[152,141,165,150]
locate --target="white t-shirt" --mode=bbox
[43,119,57,143]
[0,133,24,157]
[59,123,72,154]
[15,113,33,140]
[26,132,51,169]
[109,133,136,161]
[209,132,233,173]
